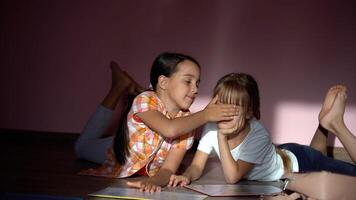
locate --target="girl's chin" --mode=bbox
[181,103,193,110]
[218,125,233,129]
[184,100,194,107]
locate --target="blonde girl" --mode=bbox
[169,73,355,187]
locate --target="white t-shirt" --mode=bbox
[198,119,297,181]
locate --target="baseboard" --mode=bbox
[328,146,353,164]
[0,128,78,144]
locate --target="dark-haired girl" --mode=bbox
[75,52,238,192]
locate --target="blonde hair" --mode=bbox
[213,73,260,119]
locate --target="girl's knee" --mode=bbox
[74,137,90,159]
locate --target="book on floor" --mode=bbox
[88,186,208,200]
[184,184,282,196]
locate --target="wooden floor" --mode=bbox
[0,130,351,200]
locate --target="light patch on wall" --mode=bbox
[190,96,356,147]
[190,96,210,113]
[273,102,356,147]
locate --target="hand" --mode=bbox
[218,115,246,135]
[168,174,191,187]
[126,179,162,192]
[203,95,238,122]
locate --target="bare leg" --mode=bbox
[310,86,343,155]
[75,61,143,163]
[284,171,356,200]
[320,87,356,163]
[101,61,143,109]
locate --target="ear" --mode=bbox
[157,75,169,90]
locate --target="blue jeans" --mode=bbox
[278,143,356,176]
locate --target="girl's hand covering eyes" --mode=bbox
[203,95,239,122]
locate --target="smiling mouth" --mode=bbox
[220,119,234,123]
[186,96,195,101]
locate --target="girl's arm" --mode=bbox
[136,96,237,138]
[218,133,254,183]
[127,147,187,192]
[182,150,209,182]
[168,150,209,187]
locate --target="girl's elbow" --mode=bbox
[225,178,238,184]
[225,175,242,184]
[163,127,180,138]
[160,130,174,138]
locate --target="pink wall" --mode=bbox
[1,0,355,147]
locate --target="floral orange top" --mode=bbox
[80,91,195,178]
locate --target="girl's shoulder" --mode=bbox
[136,90,158,99]
[201,123,218,137]
[134,90,161,104]
[248,119,269,137]
[131,90,164,112]
[250,118,264,128]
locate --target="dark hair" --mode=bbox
[114,52,200,165]
[213,73,260,120]
[150,52,200,90]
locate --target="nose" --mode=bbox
[191,84,198,94]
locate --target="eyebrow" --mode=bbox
[183,74,198,78]
[183,74,200,82]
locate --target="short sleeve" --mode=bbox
[238,124,272,164]
[197,123,217,155]
[132,92,160,115]
[171,131,195,150]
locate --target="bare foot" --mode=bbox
[318,85,345,121]
[124,71,144,95]
[110,61,144,95]
[319,89,347,135]
[110,61,132,94]
[102,61,143,110]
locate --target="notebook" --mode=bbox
[184,184,282,196]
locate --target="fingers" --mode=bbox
[221,106,239,116]
[127,181,161,192]
[126,181,141,188]
[172,178,180,187]
[218,116,246,135]
[168,175,189,188]
[213,104,239,120]
[168,174,176,187]
[169,175,180,187]
[210,94,219,104]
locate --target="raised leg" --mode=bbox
[319,87,356,163]
[75,61,143,163]
[310,86,343,155]
[101,61,142,109]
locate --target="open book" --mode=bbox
[88,187,208,200]
[184,184,282,196]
